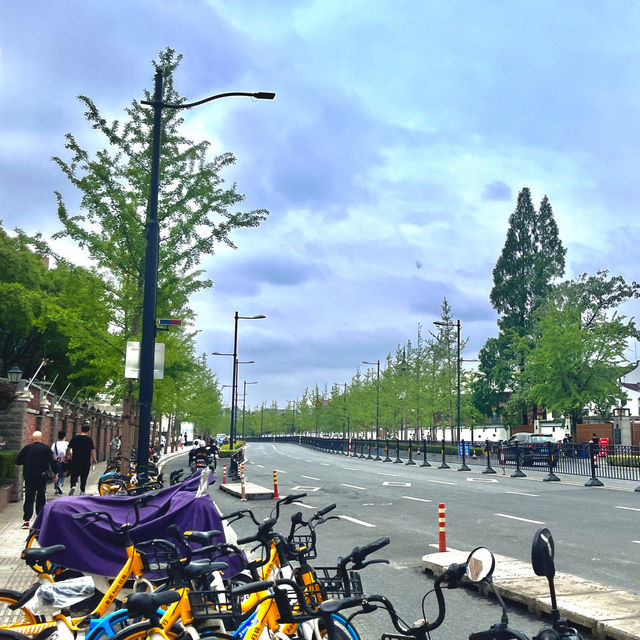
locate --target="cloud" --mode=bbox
[482,180,511,202]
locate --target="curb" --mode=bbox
[422,548,640,640]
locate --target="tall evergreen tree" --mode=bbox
[490,188,566,334]
[480,188,566,426]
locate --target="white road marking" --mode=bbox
[338,515,376,528]
[467,478,498,483]
[255,464,264,468]
[615,506,640,512]
[427,479,456,485]
[344,467,358,470]
[506,491,539,497]
[633,541,640,545]
[274,469,288,473]
[342,483,367,490]
[403,496,431,503]
[291,485,321,492]
[495,513,544,525]
[321,463,330,466]
[305,460,313,463]
[383,481,411,487]
[377,472,399,477]
[363,503,393,506]
[292,501,316,510]
[301,475,321,481]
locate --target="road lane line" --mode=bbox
[506,491,539,497]
[615,506,640,512]
[633,541,640,544]
[427,479,456,485]
[341,483,366,490]
[292,501,316,510]
[377,472,399,477]
[338,515,376,528]
[495,513,544,525]
[301,475,321,480]
[274,469,288,473]
[321,463,330,466]
[344,467,358,470]
[403,496,431,503]
[255,464,264,468]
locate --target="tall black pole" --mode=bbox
[375,360,380,440]
[241,380,247,438]
[456,319,461,444]
[260,403,264,437]
[230,311,239,450]
[137,69,163,485]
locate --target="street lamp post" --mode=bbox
[241,380,258,438]
[137,70,274,483]
[434,319,461,443]
[289,401,296,434]
[362,360,380,440]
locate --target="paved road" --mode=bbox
[161,441,640,639]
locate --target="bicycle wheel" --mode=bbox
[108,620,182,640]
[99,479,127,496]
[0,630,34,640]
[0,590,38,626]
[317,613,361,640]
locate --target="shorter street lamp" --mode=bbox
[288,401,296,434]
[334,383,348,439]
[362,360,380,440]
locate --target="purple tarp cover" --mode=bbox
[33,472,243,578]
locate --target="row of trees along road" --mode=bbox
[240,188,639,440]
[1,48,266,443]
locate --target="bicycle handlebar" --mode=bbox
[340,536,390,570]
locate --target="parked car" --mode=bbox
[504,432,557,466]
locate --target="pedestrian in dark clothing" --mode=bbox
[15,430,57,529]
[591,433,600,445]
[67,424,97,495]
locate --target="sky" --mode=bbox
[2,1,640,409]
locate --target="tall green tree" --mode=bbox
[524,271,640,433]
[480,188,566,425]
[30,48,267,421]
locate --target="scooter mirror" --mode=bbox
[466,547,495,582]
[531,527,555,578]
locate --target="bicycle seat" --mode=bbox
[185,560,228,579]
[22,544,66,563]
[184,530,222,544]
[124,590,181,618]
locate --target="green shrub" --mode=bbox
[607,454,640,468]
[218,441,246,458]
[0,450,19,484]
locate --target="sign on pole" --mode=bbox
[125,342,165,379]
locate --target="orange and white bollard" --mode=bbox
[438,503,447,552]
[222,465,227,484]
[273,470,279,499]
[240,463,246,501]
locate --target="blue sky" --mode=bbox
[2,1,640,408]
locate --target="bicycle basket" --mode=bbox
[290,534,317,560]
[187,580,245,621]
[314,566,363,599]
[136,540,183,577]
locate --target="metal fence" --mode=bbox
[250,436,640,486]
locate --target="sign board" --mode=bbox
[458,441,470,456]
[157,318,182,327]
[124,342,165,379]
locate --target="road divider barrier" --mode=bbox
[438,502,446,552]
[273,470,279,499]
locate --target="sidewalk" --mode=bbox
[0,449,187,591]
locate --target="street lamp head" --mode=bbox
[7,365,23,384]
[253,93,276,100]
[211,352,233,356]
[433,321,450,327]
[237,360,256,365]
[239,314,266,320]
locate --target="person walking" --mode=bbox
[67,424,97,495]
[15,431,58,529]
[51,430,69,495]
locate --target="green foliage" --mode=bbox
[607,454,640,467]
[219,440,246,457]
[523,271,639,431]
[0,451,18,484]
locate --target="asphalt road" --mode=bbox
[161,441,640,639]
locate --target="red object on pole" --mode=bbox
[273,470,279,499]
[438,503,446,552]
[240,463,246,501]
[222,465,227,484]
[348,439,351,456]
